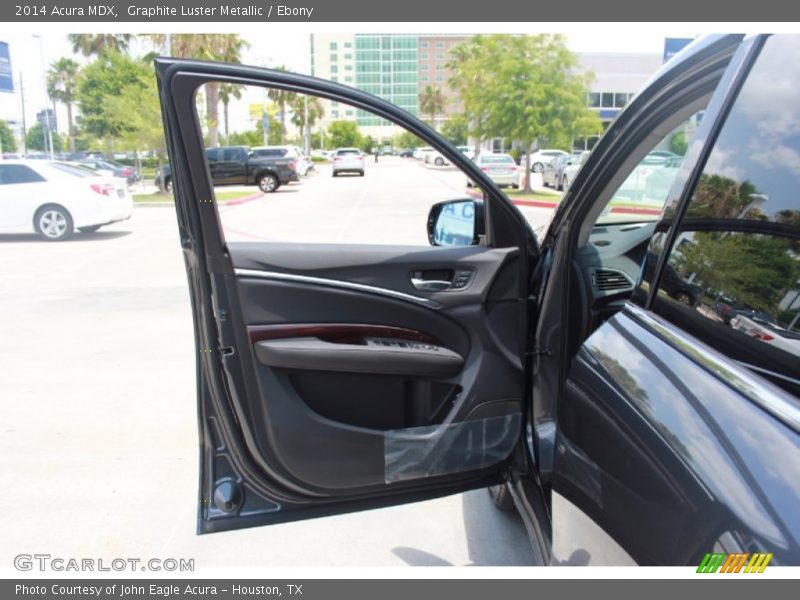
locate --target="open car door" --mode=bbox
[155,59,542,539]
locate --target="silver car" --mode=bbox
[468,153,519,188]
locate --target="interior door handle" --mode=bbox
[411,278,451,291]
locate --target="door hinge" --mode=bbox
[219,346,236,358]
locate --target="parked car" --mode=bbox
[427,150,450,166]
[154,145,299,193]
[398,148,415,158]
[0,160,132,241]
[156,34,800,565]
[527,149,569,172]
[731,313,800,357]
[468,153,520,188]
[76,158,139,185]
[414,146,435,162]
[456,146,475,161]
[331,148,365,177]
[559,150,590,192]
[542,154,571,188]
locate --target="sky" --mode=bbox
[0,26,703,146]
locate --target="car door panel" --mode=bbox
[228,243,526,493]
[156,59,535,533]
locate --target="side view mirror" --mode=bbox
[427,199,485,247]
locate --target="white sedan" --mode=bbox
[0,160,133,241]
[468,153,520,188]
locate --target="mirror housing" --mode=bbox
[427,199,485,247]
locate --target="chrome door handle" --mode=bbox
[411,278,451,291]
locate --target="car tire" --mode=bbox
[511,183,519,189]
[164,178,172,193]
[674,292,694,306]
[258,173,279,193]
[434,157,445,166]
[532,162,544,173]
[332,171,338,177]
[34,205,74,241]
[79,225,102,234]
[487,484,516,512]
[359,170,365,177]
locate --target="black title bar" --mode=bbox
[1,0,798,21]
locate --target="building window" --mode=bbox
[345,109,353,116]
[420,53,429,60]
[421,64,429,71]
[421,75,429,82]
[436,63,444,70]
[420,42,429,49]
[588,92,601,108]
[614,93,629,108]
[330,54,338,62]
[436,52,445,60]
[435,75,444,82]
[330,42,337,50]
[345,64,352,71]
[344,42,352,48]
[331,110,339,118]
[601,93,615,108]
[331,65,338,74]
[345,76,353,82]
[435,42,445,49]
[344,53,352,59]
[331,76,338,82]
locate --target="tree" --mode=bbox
[393,130,424,149]
[26,122,63,152]
[102,69,168,190]
[448,34,602,192]
[68,34,132,57]
[289,95,324,150]
[419,85,445,129]
[441,114,469,145]
[264,66,296,145]
[670,131,688,156]
[47,57,80,153]
[219,83,243,139]
[0,120,17,153]
[327,120,363,149]
[76,51,150,143]
[147,34,249,147]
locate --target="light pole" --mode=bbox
[32,34,53,158]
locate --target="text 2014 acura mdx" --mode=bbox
[156,34,800,565]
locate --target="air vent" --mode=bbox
[595,269,631,292]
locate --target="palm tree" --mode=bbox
[266,66,296,144]
[219,83,244,141]
[68,34,132,57]
[419,85,445,130]
[47,58,79,153]
[289,95,324,151]
[147,34,249,147]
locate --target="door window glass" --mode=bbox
[653,35,800,393]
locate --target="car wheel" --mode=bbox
[164,178,172,193]
[360,170,365,176]
[35,205,74,241]
[79,225,102,234]
[511,183,519,189]
[434,157,444,166]
[258,173,279,193]
[487,484,516,512]
[332,171,338,177]
[532,162,543,173]
[674,292,694,306]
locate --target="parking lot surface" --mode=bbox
[0,158,552,568]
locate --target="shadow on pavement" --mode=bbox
[0,231,133,244]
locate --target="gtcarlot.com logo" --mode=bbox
[14,553,195,572]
